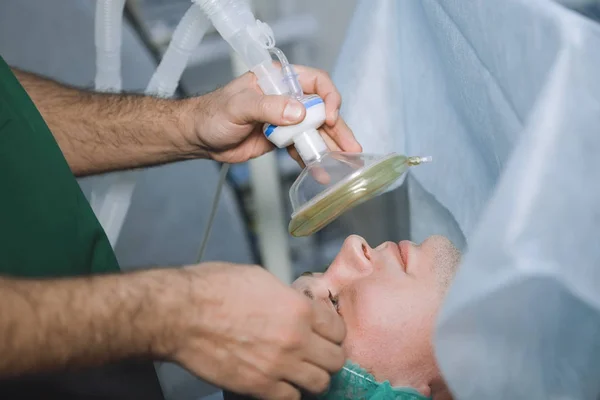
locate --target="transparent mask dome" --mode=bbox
[288,152,431,237]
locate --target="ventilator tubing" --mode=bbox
[146,4,211,97]
[92,1,212,246]
[194,0,289,95]
[94,0,125,92]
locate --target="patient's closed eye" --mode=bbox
[329,290,339,311]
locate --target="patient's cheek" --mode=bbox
[342,329,380,372]
[326,264,370,291]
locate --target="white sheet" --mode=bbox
[334,0,600,397]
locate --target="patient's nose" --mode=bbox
[327,235,374,286]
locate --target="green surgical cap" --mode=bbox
[318,361,431,400]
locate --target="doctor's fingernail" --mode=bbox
[283,101,304,121]
[332,109,339,122]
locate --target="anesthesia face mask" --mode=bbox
[262,71,431,236]
[287,151,431,237]
[314,361,432,400]
[259,49,431,237]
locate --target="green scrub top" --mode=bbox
[0,58,117,278]
[0,56,164,399]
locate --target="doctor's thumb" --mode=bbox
[231,90,306,126]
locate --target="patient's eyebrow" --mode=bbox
[302,289,314,300]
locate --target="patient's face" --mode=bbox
[293,235,460,396]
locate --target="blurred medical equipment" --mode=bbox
[334,0,600,398]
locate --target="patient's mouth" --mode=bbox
[398,240,411,268]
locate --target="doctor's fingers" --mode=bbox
[301,331,346,374]
[321,116,362,153]
[292,65,341,126]
[294,66,361,153]
[287,130,343,168]
[310,299,346,345]
[281,361,333,396]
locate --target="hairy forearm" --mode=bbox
[0,268,186,378]
[13,68,205,176]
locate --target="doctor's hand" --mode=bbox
[162,263,346,400]
[183,65,362,165]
